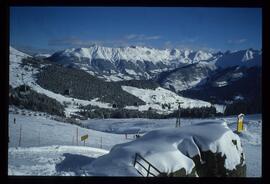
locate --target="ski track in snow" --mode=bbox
[8,108,261,177]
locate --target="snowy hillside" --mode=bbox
[122,86,211,114]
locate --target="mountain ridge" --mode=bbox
[47,45,261,82]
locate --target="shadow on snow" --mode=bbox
[55,153,96,175]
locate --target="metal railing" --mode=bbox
[133,152,162,177]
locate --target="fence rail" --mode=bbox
[133,152,162,177]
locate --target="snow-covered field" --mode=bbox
[8,110,131,150]
[8,108,261,177]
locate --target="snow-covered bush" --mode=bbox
[83,121,246,177]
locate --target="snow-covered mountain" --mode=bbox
[9,46,214,116]
[33,53,51,58]
[48,45,261,91]
[181,66,262,107]
[215,49,262,68]
[156,49,261,93]
[9,46,261,116]
[156,61,217,92]
[48,45,214,81]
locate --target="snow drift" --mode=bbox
[83,121,246,177]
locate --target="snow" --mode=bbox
[162,61,217,92]
[193,50,213,62]
[121,86,211,114]
[234,95,244,101]
[215,49,261,68]
[232,72,244,79]
[31,84,112,117]
[81,114,261,177]
[242,50,254,61]
[82,121,243,176]
[8,47,261,177]
[213,81,228,87]
[10,47,212,117]
[8,109,261,177]
[9,47,113,117]
[8,146,108,176]
[101,73,135,81]
[8,109,130,150]
[50,45,216,75]
[9,47,36,88]
[10,46,31,58]
[164,78,202,92]
[125,69,138,75]
[34,53,51,58]
[213,104,226,113]
[53,45,182,65]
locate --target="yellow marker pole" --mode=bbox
[237,114,244,133]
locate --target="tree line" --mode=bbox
[77,105,218,119]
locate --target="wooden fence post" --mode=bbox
[72,136,74,145]
[100,137,102,149]
[76,127,78,146]
[18,124,22,147]
[38,130,40,146]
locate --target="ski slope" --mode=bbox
[8,107,261,177]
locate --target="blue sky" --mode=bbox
[10,7,262,53]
